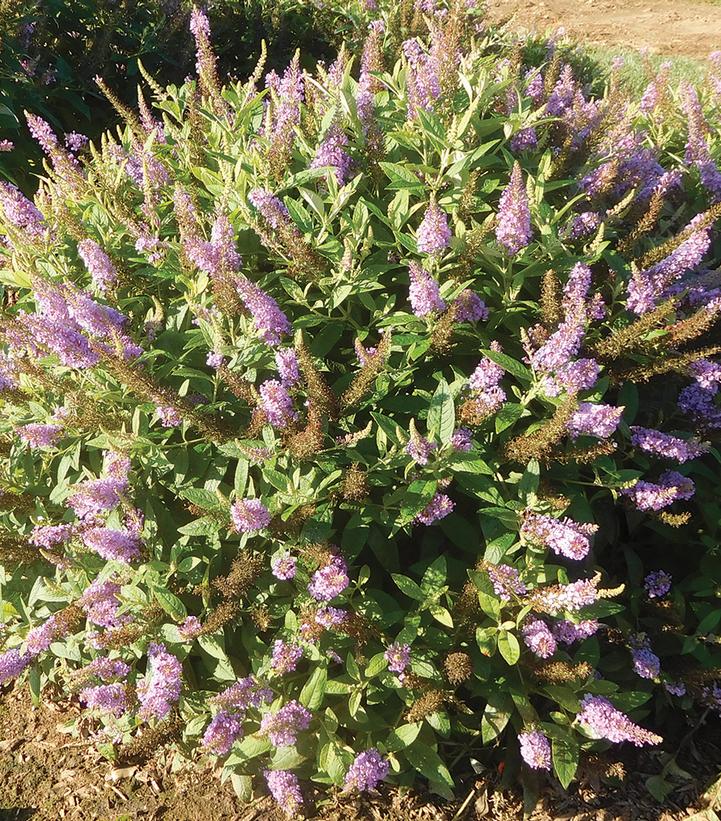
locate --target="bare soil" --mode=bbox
[2,688,721,821]
[486,0,721,59]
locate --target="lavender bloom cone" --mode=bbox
[496,162,532,255]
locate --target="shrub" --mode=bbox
[1,1,721,814]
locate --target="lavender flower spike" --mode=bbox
[264,770,303,817]
[77,239,118,292]
[577,694,662,746]
[496,162,531,255]
[408,261,446,317]
[343,748,390,792]
[417,199,451,256]
[519,730,551,771]
[137,643,182,721]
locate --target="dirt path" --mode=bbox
[486,0,721,59]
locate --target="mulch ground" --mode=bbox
[2,687,721,820]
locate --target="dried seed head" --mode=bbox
[532,660,594,684]
[213,553,263,600]
[405,689,446,722]
[342,464,369,502]
[444,652,473,685]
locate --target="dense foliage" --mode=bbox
[0,0,359,191]
[2,1,721,815]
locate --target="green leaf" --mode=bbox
[495,403,524,433]
[299,666,328,711]
[497,630,521,665]
[427,379,455,444]
[392,574,426,601]
[386,723,422,752]
[429,605,453,628]
[469,570,500,621]
[226,734,272,764]
[379,162,425,192]
[365,652,388,678]
[153,587,187,621]
[552,735,579,789]
[480,348,532,383]
[404,742,454,799]
[421,555,447,594]
[481,703,510,742]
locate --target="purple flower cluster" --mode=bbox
[314,606,346,630]
[265,770,303,817]
[0,182,46,239]
[385,642,411,674]
[214,676,273,711]
[77,240,118,292]
[260,700,312,747]
[519,730,551,771]
[79,578,128,629]
[627,218,712,314]
[417,200,451,256]
[542,358,600,397]
[510,127,538,153]
[178,615,203,640]
[18,280,140,369]
[453,290,488,323]
[567,403,624,439]
[565,211,602,241]
[270,640,303,675]
[469,347,504,392]
[231,499,271,533]
[621,470,695,511]
[577,694,662,746]
[80,683,127,717]
[533,579,599,615]
[311,124,353,185]
[0,648,31,685]
[85,656,131,681]
[81,527,141,563]
[630,427,705,463]
[156,405,182,428]
[137,642,183,721]
[67,454,130,519]
[29,523,72,549]
[271,551,297,580]
[522,618,557,658]
[236,278,292,346]
[631,644,660,680]
[308,555,349,601]
[451,427,473,452]
[202,710,244,755]
[644,570,672,599]
[521,512,597,561]
[248,188,292,230]
[496,162,531,255]
[414,492,454,525]
[259,379,297,428]
[17,423,63,449]
[402,39,441,118]
[552,619,599,644]
[408,261,446,316]
[487,563,527,601]
[186,215,242,276]
[406,430,436,465]
[343,748,390,792]
[275,349,299,386]
[466,342,507,418]
[265,56,305,155]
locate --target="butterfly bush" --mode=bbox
[1,0,721,813]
